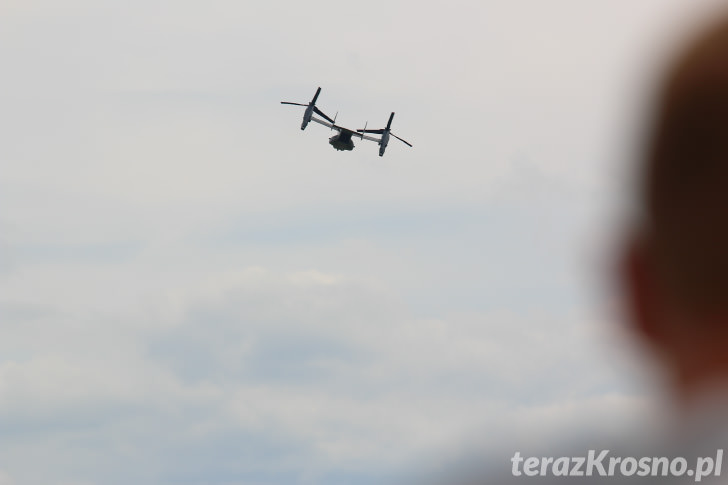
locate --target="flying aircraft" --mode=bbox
[281,87,412,156]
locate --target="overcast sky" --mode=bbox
[2,1,727,484]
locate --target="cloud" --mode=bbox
[0,265,641,484]
[0,471,16,485]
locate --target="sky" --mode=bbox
[1,1,727,484]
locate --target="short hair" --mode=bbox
[644,15,728,311]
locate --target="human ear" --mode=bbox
[620,235,665,348]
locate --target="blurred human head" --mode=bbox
[645,16,728,311]
[624,13,728,403]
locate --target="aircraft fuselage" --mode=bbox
[329,133,354,151]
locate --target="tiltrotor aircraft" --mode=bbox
[281,87,412,156]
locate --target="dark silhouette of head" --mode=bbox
[624,13,728,405]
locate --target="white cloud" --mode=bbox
[0,471,16,485]
[0,266,643,484]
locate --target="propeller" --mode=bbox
[386,112,395,130]
[314,107,334,124]
[391,133,412,147]
[357,112,412,147]
[281,86,334,123]
[311,86,321,104]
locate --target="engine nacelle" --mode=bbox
[378,131,390,157]
[301,105,314,130]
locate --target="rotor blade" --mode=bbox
[281,102,308,106]
[313,106,334,123]
[357,128,384,134]
[386,112,395,130]
[392,133,412,147]
[311,87,321,104]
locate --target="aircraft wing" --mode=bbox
[311,117,380,143]
[310,116,337,130]
[358,132,381,143]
